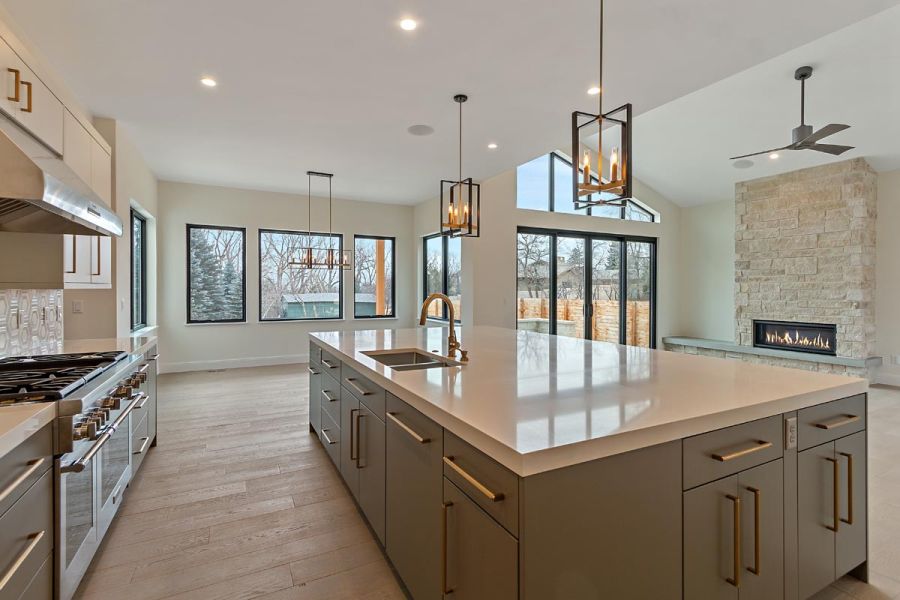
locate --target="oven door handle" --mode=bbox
[61,392,146,474]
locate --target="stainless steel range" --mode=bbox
[0,348,158,600]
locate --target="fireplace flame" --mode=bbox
[765,330,832,351]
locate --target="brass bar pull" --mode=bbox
[20,80,32,112]
[747,487,761,576]
[91,237,101,275]
[839,452,853,525]
[814,414,860,430]
[711,440,773,462]
[0,458,46,504]
[6,68,20,102]
[443,456,504,502]
[307,366,320,375]
[726,494,741,588]
[350,409,360,466]
[321,390,338,403]
[133,437,151,455]
[345,377,372,397]
[386,412,430,444]
[321,358,338,369]
[65,235,76,273]
[442,501,454,595]
[0,530,45,591]
[826,457,840,532]
[321,429,336,445]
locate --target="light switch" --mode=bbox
[72,300,84,314]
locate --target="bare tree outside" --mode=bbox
[188,225,245,322]
[259,231,342,320]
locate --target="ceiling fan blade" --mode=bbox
[805,143,854,156]
[797,123,850,145]
[729,145,792,160]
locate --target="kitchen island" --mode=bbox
[308,326,869,600]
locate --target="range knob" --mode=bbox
[113,385,133,399]
[101,397,121,411]
[87,412,105,427]
[73,419,98,441]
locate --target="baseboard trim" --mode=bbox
[160,354,308,374]
[873,370,900,388]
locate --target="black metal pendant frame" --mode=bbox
[440,178,480,238]
[571,103,633,210]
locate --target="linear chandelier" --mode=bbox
[290,171,351,270]
[440,94,480,238]
[571,0,633,209]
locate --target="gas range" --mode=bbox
[0,351,128,404]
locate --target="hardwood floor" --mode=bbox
[74,364,405,600]
[74,366,900,599]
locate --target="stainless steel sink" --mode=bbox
[363,349,460,371]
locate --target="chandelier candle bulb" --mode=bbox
[610,147,619,182]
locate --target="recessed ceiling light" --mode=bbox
[587,86,601,95]
[407,124,434,136]
[488,143,498,150]
[400,18,418,31]
[733,159,754,169]
[200,77,217,88]
[769,152,779,160]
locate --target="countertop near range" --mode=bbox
[311,326,868,476]
[0,402,55,461]
[0,330,158,360]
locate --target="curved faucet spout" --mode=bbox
[419,293,460,357]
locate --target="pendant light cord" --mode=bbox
[598,0,604,116]
[458,99,463,184]
[800,77,806,126]
[307,172,312,238]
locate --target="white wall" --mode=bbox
[678,199,735,341]
[413,167,684,345]
[157,181,417,373]
[876,168,900,384]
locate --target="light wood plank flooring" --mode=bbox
[74,366,900,599]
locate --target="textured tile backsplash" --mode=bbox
[0,289,64,357]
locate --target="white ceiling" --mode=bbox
[632,5,900,206]
[1,0,897,205]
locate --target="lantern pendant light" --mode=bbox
[290,171,351,270]
[440,94,480,238]
[571,0,633,209]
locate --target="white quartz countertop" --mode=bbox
[0,402,55,461]
[311,326,868,476]
[0,332,158,359]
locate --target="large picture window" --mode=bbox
[259,229,343,321]
[186,224,246,323]
[423,233,461,321]
[354,235,395,318]
[516,227,656,347]
[130,210,147,331]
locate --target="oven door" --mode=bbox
[56,446,98,600]
[97,411,132,538]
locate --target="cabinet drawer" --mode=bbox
[0,469,52,600]
[16,552,51,600]
[320,375,342,427]
[683,415,783,490]
[0,422,52,518]
[443,431,519,537]
[342,365,385,419]
[320,349,342,378]
[320,411,341,469]
[798,394,866,451]
[132,413,151,475]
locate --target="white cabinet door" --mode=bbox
[63,110,92,185]
[0,37,63,154]
[90,235,111,285]
[0,38,19,118]
[63,235,92,285]
[90,138,112,206]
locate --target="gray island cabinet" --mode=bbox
[306,328,869,600]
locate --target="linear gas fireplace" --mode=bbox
[753,320,837,356]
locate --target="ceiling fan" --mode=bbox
[730,66,854,160]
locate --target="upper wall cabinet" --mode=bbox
[63,234,111,289]
[64,110,112,206]
[1,35,63,154]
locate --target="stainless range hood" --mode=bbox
[0,121,122,237]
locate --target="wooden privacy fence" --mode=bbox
[517,297,651,347]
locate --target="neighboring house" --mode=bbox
[280,292,377,318]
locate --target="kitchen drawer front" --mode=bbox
[309,342,322,367]
[15,552,51,600]
[320,375,342,427]
[443,431,519,537]
[683,415,783,490]
[386,393,442,449]
[798,394,866,451]
[0,469,52,600]
[319,411,341,469]
[320,348,342,378]
[132,413,151,475]
[130,389,153,436]
[0,422,53,518]
[342,365,385,419]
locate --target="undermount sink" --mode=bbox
[363,348,460,371]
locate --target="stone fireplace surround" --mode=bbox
[666,158,880,379]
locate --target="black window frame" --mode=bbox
[518,151,656,222]
[186,223,247,324]
[422,233,461,323]
[258,228,344,322]
[353,234,396,319]
[130,209,147,331]
[516,225,658,348]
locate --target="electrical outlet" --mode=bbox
[784,416,798,450]
[72,300,84,314]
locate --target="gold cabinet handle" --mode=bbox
[65,235,77,273]
[826,457,840,532]
[386,412,430,444]
[726,494,741,588]
[443,456,504,502]
[839,452,854,525]
[0,530,45,591]
[20,80,32,113]
[321,429,336,445]
[91,237,101,276]
[746,487,761,576]
[321,390,338,403]
[345,377,372,397]
[814,414,860,430]
[321,358,338,369]
[0,458,46,504]
[711,440,773,462]
[442,501,454,595]
[6,68,20,102]
[133,437,151,455]
[350,409,360,466]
